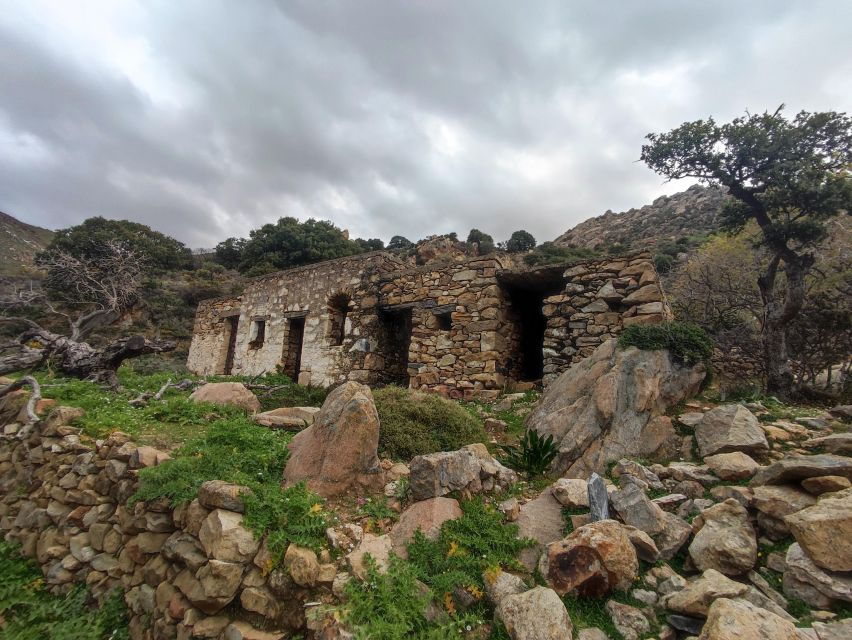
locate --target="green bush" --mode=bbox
[373,387,488,460]
[0,541,129,640]
[653,253,674,274]
[618,321,713,365]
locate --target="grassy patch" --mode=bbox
[132,417,328,561]
[407,499,533,598]
[561,594,623,639]
[0,541,129,640]
[373,386,488,460]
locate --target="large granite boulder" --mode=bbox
[697,598,798,640]
[496,586,574,640]
[750,454,852,486]
[694,405,768,458]
[784,488,852,572]
[688,500,757,576]
[190,382,261,412]
[526,339,706,476]
[539,519,638,597]
[784,542,852,606]
[408,444,517,501]
[282,382,381,497]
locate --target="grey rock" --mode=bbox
[695,404,768,457]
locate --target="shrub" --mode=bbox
[499,429,558,477]
[618,321,713,365]
[407,498,533,598]
[0,541,129,639]
[653,253,674,274]
[373,387,487,460]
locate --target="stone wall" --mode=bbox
[0,400,331,640]
[187,250,670,396]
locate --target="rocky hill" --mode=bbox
[0,210,53,275]
[554,184,729,250]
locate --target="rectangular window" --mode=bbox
[249,319,266,348]
[435,311,452,331]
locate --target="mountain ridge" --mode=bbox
[0,210,54,276]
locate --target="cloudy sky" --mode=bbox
[1,1,850,249]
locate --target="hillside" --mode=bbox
[554,183,729,250]
[0,211,53,275]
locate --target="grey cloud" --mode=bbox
[0,0,850,248]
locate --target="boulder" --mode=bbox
[496,586,573,640]
[282,381,381,497]
[254,406,320,430]
[198,509,260,563]
[605,600,650,640]
[390,497,462,558]
[190,382,261,412]
[697,598,798,640]
[750,454,852,486]
[785,542,852,606]
[752,485,816,520]
[689,500,757,576]
[801,475,851,495]
[346,533,392,580]
[539,519,638,597]
[664,569,748,617]
[803,434,852,455]
[526,339,705,476]
[653,512,693,561]
[483,569,527,607]
[197,481,253,513]
[283,544,319,587]
[704,452,759,481]
[515,490,568,571]
[695,405,768,457]
[408,443,516,501]
[621,525,660,563]
[611,459,664,490]
[813,619,852,640]
[610,483,666,535]
[552,478,590,508]
[784,489,852,572]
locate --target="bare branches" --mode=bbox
[129,378,202,407]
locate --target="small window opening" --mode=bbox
[249,319,266,348]
[435,311,452,331]
[328,293,350,346]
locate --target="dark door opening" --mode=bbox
[283,317,305,380]
[223,316,239,375]
[377,307,413,386]
[500,269,565,382]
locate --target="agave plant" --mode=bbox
[499,429,558,477]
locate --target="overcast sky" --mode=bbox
[1,1,850,249]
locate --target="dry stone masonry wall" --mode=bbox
[188,250,669,396]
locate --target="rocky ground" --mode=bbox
[1,351,851,639]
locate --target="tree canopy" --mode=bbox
[642,107,852,396]
[45,217,194,272]
[466,228,495,253]
[387,235,413,250]
[506,230,536,252]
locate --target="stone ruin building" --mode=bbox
[187,250,670,399]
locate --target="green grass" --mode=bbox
[131,417,328,562]
[561,594,624,639]
[0,541,129,640]
[373,386,488,460]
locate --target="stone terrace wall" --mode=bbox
[0,399,333,640]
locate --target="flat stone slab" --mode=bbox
[750,454,852,486]
[254,406,320,430]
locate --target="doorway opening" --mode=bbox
[499,268,565,382]
[377,307,413,386]
[223,316,239,375]
[282,316,306,380]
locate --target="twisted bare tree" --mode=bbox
[0,240,175,388]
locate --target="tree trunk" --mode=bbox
[0,326,176,389]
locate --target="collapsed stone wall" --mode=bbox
[0,400,332,640]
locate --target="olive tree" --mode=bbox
[641,107,852,397]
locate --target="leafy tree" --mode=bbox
[353,237,385,251]
[236,217,360,273]
[387,235,413,250]
[214,237,246,269]
[466,228,494,253]
[45,217,193,272]
[641,107,852,396]
[506,230,536,252]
